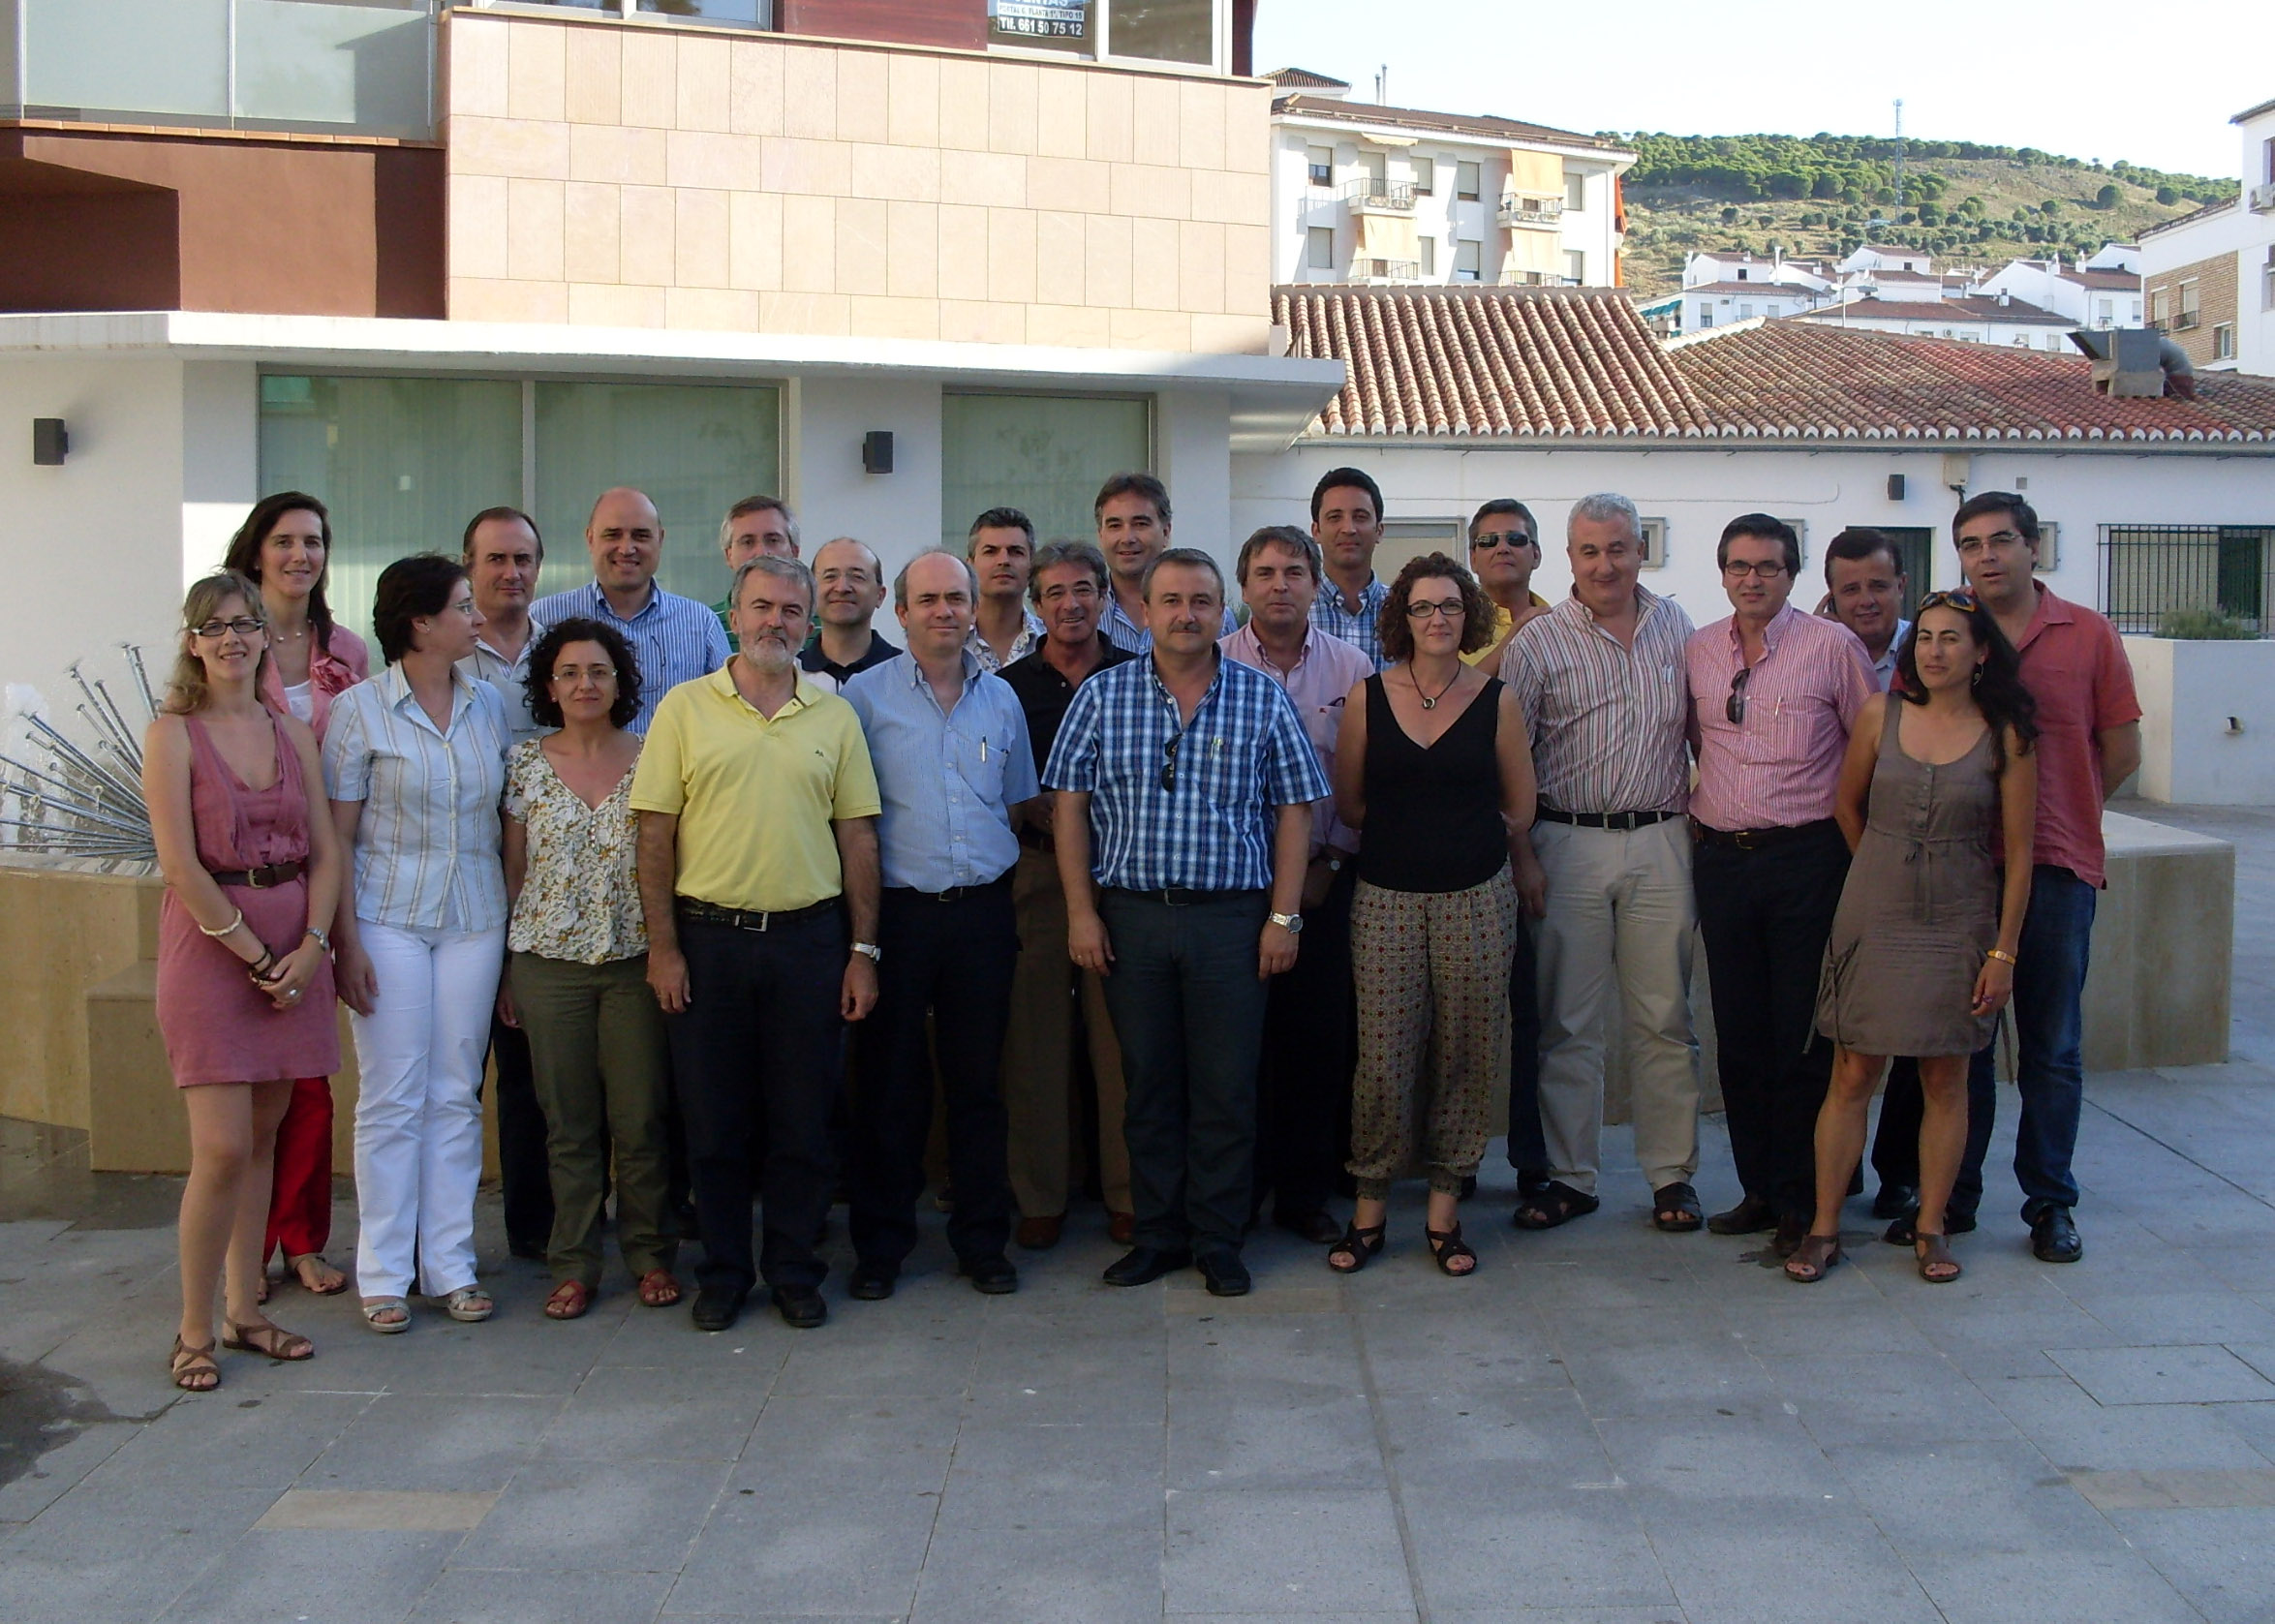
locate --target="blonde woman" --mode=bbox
[144,571,343,1390]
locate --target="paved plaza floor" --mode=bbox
[1,804,2271,1624]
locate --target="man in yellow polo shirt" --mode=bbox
[633,554,882,1334]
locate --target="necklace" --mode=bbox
[1415,665,1460,711]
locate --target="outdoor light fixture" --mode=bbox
[862,431,894,475]
[1886,474,1906,501]
[32,418,68,466]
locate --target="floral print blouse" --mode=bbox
[504,739,648,965]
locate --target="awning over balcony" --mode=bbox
[1355,210,1417,265]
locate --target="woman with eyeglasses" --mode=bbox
[501,617,680,1320]
[1788,589,2038,1285]
[1327,554,1537,1276]
[221,493,369,1303]
[144,572,345,1389]
[324,555,513,1333]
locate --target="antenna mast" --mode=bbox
[1893,99,1906,215]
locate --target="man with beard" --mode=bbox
[633,555,883,1333]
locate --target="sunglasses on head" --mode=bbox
[1916,589,1980,615]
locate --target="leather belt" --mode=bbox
[885,875,1013,904]
[678,897,838,932]
[208,860,304,889]
[1105,886,1260,906]
[1536,808,1677,831]
[1694,817,1839,851]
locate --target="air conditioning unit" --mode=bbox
[2252,182,2275,212]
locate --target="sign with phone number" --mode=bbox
[990,0,1087,39]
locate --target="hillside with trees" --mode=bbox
[1612,132,2229,296]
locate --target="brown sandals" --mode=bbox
[223,1320,316,1362]
[1783,1234,1844,1283]
[169,1336,220,1392]
[1915,1233,1963,1284]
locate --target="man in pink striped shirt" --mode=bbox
[1685,514,1875,1257]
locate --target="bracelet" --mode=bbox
[304,925,331,952]
[198,908,245,940]
[1985,947,2018,966]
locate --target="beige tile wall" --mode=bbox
[443,12,1273,353]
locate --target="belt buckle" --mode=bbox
[752,910,772,933]
[1733,828,1756,851]
[245,866,270,890]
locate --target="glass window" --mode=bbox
[1411,156,1434,196]
[257,374,524,650]
[1566,250,1587,285]
[637,0,771,23]
[1418,237,1435,277]
[2215,323,2237,360]
[1453,239,1481,282]
[235,0,432,138]
[1106,0,1212,64]
[1456,161,1481,201]
[991,0,1092,50]
[533,382,782,606]
[1737,303,1752,320]
[940,393,1151,557]
[1564,169,1585,211]
[23,0,231,124]
[1307,227,1334,271]
[1307,146,1332,187]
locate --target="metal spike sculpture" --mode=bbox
[0,644,160,867]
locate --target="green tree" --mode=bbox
[2095,183,2121,208]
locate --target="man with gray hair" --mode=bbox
[1499,493,1704,1236]
[712,495,799,634]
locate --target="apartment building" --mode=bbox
[1266,72,1633,290]
[0,0,1342,707]
[1978,243,2144,331]
[2140,99,2275,376]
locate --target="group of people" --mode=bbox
[145,461,2138,1391]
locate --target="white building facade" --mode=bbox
[2139,100,2275,376]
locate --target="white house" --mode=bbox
[1787,292,2077,351]
[1245,284,2275,637]
[1979,245,2145,331]
[1267,74,1634,291]
[2139,99,2275,376]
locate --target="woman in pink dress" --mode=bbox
[222,493,368,1301]
[143,570,346,1391]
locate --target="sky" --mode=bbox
[1252,0,2268,181]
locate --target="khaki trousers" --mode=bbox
[999,846,1131,1217]
[1532,817,1702,1196]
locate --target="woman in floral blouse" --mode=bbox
[502,617,680,1319]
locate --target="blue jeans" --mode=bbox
[1955,865,2097,1221]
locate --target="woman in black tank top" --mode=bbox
[1327,556,1537,1278]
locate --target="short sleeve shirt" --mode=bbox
[630,667,882,913]
[2005,587,2140,888]
[529,581,731,736]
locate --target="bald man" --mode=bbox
[531,486,731,733]
[799,536,900,692]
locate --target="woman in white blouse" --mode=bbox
[501,617,679,1320]
[324,555,511,1334]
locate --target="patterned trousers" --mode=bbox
[1347,866,1522,1200]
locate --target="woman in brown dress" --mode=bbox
[143,572,345,1389]
[1789,590,2037,1285]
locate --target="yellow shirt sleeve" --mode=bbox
[629,688,689,815]
[827,699,883,820]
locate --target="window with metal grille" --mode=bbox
[2100,525,2273,633]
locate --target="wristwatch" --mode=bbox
[1269,911,1304,935]
[850,941,882,963]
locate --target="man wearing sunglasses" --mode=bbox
[1685,515,1876,1257]
[1044,548,1329,1298]
[1463,499,1553,670]
[1950,492,2139,1265]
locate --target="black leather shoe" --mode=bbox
[1706,1194,1778,1236]
[690,1285,746,1332]
[847,1262,897,1301]
[1883,1209,1979,1245]
[1196,1250,1251,1297]
[2030,1207,2083,1264]
[772,1284,828,1328]
[1276,1209,1345,1245]
[1871,1183,1920,1221]
[1102,1245,1191,1287]
[959,1255,1019,1296]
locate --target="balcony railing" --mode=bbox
[2,0,436,141]
[1352,258,1421,283]
[1497,194,1565,230]
[1341,177,1415,214]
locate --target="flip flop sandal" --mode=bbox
[1513,1180,1600,1231]
[1327,1222,1386,1274]
[170,1335,221,1392]
[439,1286,495,1323]
[361,1296,411,1334]
[1783,1234,1844,1283]
[543,1280,594,1321]
[635,1270,683,1308]
[1651,1182,1705,1233]
[223,1321,315,1362]
[1425,1224,1478,1276]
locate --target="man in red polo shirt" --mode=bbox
[1950,492,2140,1264]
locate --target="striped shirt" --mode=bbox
[1220,622,1371,858]
[1100,593,1237,655]
[456,628,547,746]
[1310,574,1390,671]
[1500,587,1696,816]
[966,610,1047,674]
[843,651,1038,893]
[529,580,730,735]
[1686,604,1876,832]
[1043,652,1330,893]
[323,665,512,933]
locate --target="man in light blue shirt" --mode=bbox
[530,486,730,734]
[841,551,1038,1302]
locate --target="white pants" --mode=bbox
[1532,817,1702,1196]
[349,919,507,1298]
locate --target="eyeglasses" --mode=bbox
[192,617,265,638]
[1916,589,1980,614]
[1405,598,1466,621]
[1470,531,1534,551]
[1726,665,1752,725]
[551,666,618,684]
[1955,530,2027,554]
[1161,733,1180,793]
[1720,560,1789,580]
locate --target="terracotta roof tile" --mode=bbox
[1275,284,2275,444]
[1262,67,1350,90]
[1791,295,2074,326]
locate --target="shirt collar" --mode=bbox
[706,659,820,716]
[1723,601,1799,653]
[1145,647,1224,709]
[380,661,475,722]
[587,579,660,624]
[1565,581,1664,629]
[1226,619,1315,673]
[901,647,985,689]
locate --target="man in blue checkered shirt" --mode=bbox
[1043,547,1329,1299]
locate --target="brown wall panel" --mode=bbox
[776,0,985,50]
[0,184,181,311]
